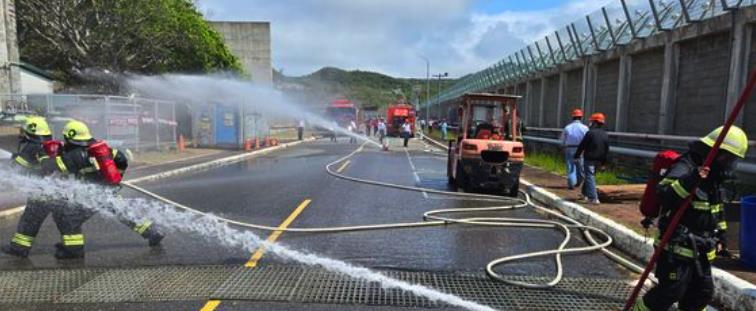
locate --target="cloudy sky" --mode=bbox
[198,0,610,78]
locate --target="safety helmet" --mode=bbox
[571,109,584,118]
[61,120,93,145]
[699,126,749,158]
[590,113,605,124]
[22,116,52,136]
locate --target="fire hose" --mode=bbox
[123,140,647,290]
[621,68,756,310]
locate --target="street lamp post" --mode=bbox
[418,56,431,121]
[433,72,448,119]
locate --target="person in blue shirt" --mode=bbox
[560,109,589,190]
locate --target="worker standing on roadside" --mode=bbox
[401,120,412,147]
[377,118,387,144]
[42,120,163,259]
[2,116,60,257]
[561,109,589,190]
[574,113,609,205]
[365,118,372,137]
[348,120,357,144]
[632,126,747,311]
[297,119,305,141]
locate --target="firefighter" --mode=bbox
[43,120,163,259]
[632,126,748,311]
[1,116,60,257]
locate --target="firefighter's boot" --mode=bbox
[54,242,84,260]
[1,243,30,258]
[134,221,163,247]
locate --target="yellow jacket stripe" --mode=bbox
[55,157,68,173]
[14,156,33,168]
[669,179,690,198]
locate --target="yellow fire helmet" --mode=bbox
[62,120,93,143]
[700,125,749,158]
[22,115,52,136]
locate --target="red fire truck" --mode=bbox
[386,103,415,137]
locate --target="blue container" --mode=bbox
[741,196,756,269]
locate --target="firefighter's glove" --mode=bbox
[698,166,710,179]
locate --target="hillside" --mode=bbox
[279,67,458,109]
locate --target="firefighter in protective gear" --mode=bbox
[42,120,164,259]
[632,126,748,311]
[1,116,57,257]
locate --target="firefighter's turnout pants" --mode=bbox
[10,196,61,250]
[634,245,716,311]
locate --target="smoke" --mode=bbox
[0,166,493,311]
[125,73,380,147]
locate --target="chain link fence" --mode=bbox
[0,94,176,151]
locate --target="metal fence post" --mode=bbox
[621,0,638,38]
[602,7,618,47]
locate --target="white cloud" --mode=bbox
[199,0,610,78]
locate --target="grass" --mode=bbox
[421,128,458,143]
[524,151,629,185]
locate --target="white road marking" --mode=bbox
[403,148,429,199]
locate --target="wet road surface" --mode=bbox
[0,137,634,310]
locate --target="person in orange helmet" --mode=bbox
[560,108,589,190]
[574,112,609,204]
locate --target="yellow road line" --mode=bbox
[199,199,313,311]
[336,160,351,173]
[245,198,312,268]
[199,300,221,311]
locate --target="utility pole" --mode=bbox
[433,72,448,119]
[418,55,430,120]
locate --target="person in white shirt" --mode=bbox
[377,118,387,144]
[561,109,589,190]
[401,120,412,147]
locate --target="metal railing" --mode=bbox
[422,0,755,107]
[0,94,176,151]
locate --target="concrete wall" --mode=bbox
[542,75,560,127]
[19,70,52,94]
[593,59,620,131]
[527,80,541,126]
[674,33,731,136]
[562,68,583,125]
[628,48,664,133]
[209,21,272,86]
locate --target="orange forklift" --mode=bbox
[447,93,524,197]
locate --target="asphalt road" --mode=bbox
[0,137,632,310]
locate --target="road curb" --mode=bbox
[420,131,755,310]
[127,138,317,184]
[520,179,756,311]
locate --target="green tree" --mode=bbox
[17,0,242,90]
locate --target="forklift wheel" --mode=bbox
[506,181,520,197]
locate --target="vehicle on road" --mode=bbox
[317,99,362,136]
[386,102,415,137]
[447,93,524,197]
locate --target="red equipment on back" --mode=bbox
[42,140,63,158]
[639,150,681,219]
[88,140,122,185]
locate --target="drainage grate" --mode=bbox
[0,265,638,310]
[0,269,103,304]
[213,266,635,310]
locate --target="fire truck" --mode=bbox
[386,103,415,137]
